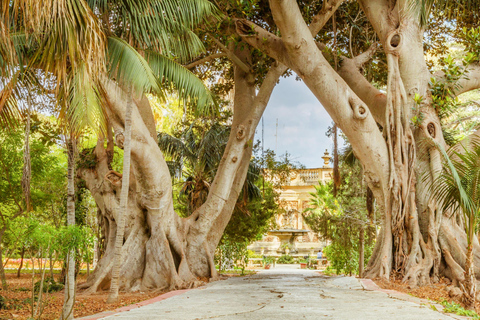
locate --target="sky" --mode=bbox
[255,74,336,168]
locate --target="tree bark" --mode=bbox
[61,138,76,320]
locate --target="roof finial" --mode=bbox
[321,149,331,168]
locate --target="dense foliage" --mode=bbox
[303,141,376,275]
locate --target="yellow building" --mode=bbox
[248,150,333,256]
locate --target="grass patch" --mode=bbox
[219,270,255,276]
[441,300,480,318]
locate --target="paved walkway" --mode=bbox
[98,265,457,320]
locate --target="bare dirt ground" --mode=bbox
[0,273,162,320]
[375,277,465,306]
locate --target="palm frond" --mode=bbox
[407,0,434,27]
[10,32,29,70]
[244,178,262,201]
[64,62,106,134]
[92,0,218,62]
[429,141,477,224]
[107,36,161,96]
[30,0,106,94]
[145,51,217,116]
[0,68,41,128]
[197,123,229,171]
[242,162,262,201]
[158,132,195,163]
[407,0,480,27]
[0,19,15,78]
[0,73,21,128]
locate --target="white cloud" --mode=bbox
[255,73,336,168]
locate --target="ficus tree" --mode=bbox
[233,0,480,289]
[74,0,339,292]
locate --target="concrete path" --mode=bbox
[99,265,457,320]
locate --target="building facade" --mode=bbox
[248,150,333,256]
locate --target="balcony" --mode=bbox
[286,168,332,187]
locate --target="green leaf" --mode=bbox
[145,51,217,116]
[66,62,106,134]
[107,36,161,96]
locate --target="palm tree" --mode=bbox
[61,137,76,320]
[2,0,219,310]
[159,122,229,215]
[158,121,261,216]
[303,183,341,237]
[429,137,480,310]
[106,87,134,304]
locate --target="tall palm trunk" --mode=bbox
[463,218,476,310]
[107,90,133,304]
[61,138,76,320]
[17,246,25,278]
[358,225,365,278]
[332,124,340,197]
[22,103,32,212]
[0,236,7,289]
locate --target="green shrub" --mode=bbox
[262,256,275,265]
[247,250,262,259]
[441,300,480,318]
[277,254,295,264]
[34,277,64,293]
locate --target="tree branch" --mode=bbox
[309,0,345,35]
[432,63,480,98]
[209,36,251,73]
[352,43,378,68]
[357,0,394,42]
[263,0,390,204]
[454,64,480,96]
[235,19,290,65]
[255,63,288,112]
[337,44,387,126]
[235,0,343,68]
[184,53,227,69]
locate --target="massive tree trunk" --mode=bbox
[235,0,480,290]
[77,44,288,291]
